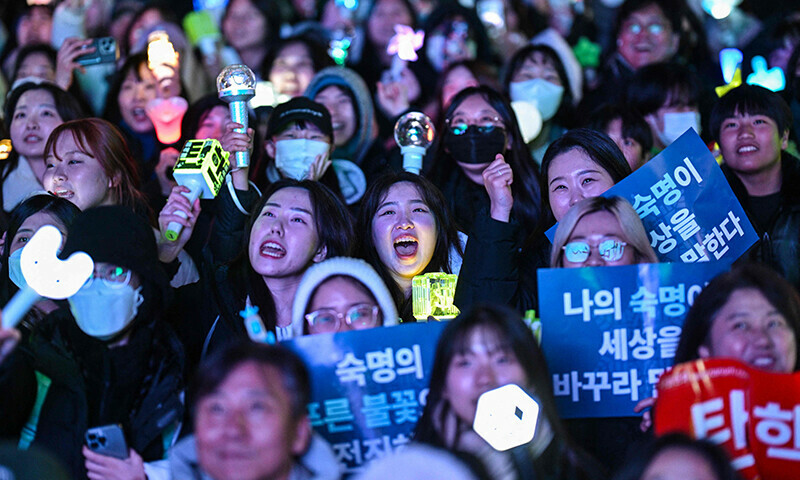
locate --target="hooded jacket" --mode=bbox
[0,313,184,479]
[722,151,800,290]
[305,68,388,184]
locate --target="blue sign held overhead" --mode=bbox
[537,262,726,419]
[282,322,447,473]
[546,130,758,265]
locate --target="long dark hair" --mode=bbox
[226,179,354,333]
[357,172,462,321]
[674,263,800,370]
[430,86,543,236]
[612,433,741,480]
[415,304,597,477]
[0,195,81,306]
[539,128,631,227]
[3,82,86,183]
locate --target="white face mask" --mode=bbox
[657,111,701,147]
[509,78,564,122]
[8,248,26,290]
[274,139,330,180]
[69,282,144,341]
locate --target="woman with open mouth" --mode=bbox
[42,117,200,289]
[357,172,462,322]
[192,179,354,363]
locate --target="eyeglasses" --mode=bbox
[624,21,667,36]
[305,304,380,334]
[562,239,627,264]
[447,115,504,136]
[82,265,132,289]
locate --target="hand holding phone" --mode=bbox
[85,424,129,459]
[75,37,118,66]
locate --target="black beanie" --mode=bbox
[60,206,170,298]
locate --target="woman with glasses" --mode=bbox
[429,85,542,239]
[290,257,398,336]
[550,196,657,268]
[0,206,184,479]
[550,196,656,471]
[357,172,462,323]
[455,128,631,314]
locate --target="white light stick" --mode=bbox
[386,24,424,82]
[217,64,256,169]
[473,384,540,451]
[2,226,93,329]
[394,112,435,174]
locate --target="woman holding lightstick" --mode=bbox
[42,118,200,287]
[0,195,80,335]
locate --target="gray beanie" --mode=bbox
[291,257,399,337]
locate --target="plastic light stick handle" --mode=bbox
[229,100,250,169]
[2,285,42,329]
[390,55,406,82]
[165,184,203,241]
[401,145,425,174]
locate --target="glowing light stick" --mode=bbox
[217,64,256,169]
[411,272,459,321]
[386,25,424,81]
[184,10,222,66]
[720,48,743,84]
[715,67,742,98]
[0,139,11,161]
[147,31,180,93]
[746,56,785,92]
[145,96,189,144]
[394,112,435,175]
[165,139,231,241]
[473,384,540,451]
[240,305,276,344]
[702,0,741,19]
[2,226,93,329]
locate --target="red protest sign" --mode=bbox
[654,358,757,479]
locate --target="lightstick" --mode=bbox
[386,24,424,81]
[411,272,459,321]
[217,64,256,169]
[473,384,540,451]
[394,112,435,175]
[2,226,93,328]
[145,96,189,144]
[164,139,231,241]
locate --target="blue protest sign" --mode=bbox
[546,129,758,264]
[537,262,725,418]
[282,322,446,473]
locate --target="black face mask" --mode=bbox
[444,125,507,164]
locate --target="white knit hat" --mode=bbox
[291,257,399,337]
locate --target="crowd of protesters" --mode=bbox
[0,0,799,478]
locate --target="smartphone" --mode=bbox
[85,424,129,459]
[75,37,119,67]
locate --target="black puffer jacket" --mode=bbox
[722,152,800,290]
[0,313,184,479]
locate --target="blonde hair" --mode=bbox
[550,196,658,268]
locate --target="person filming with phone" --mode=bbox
[0,205,184,480]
